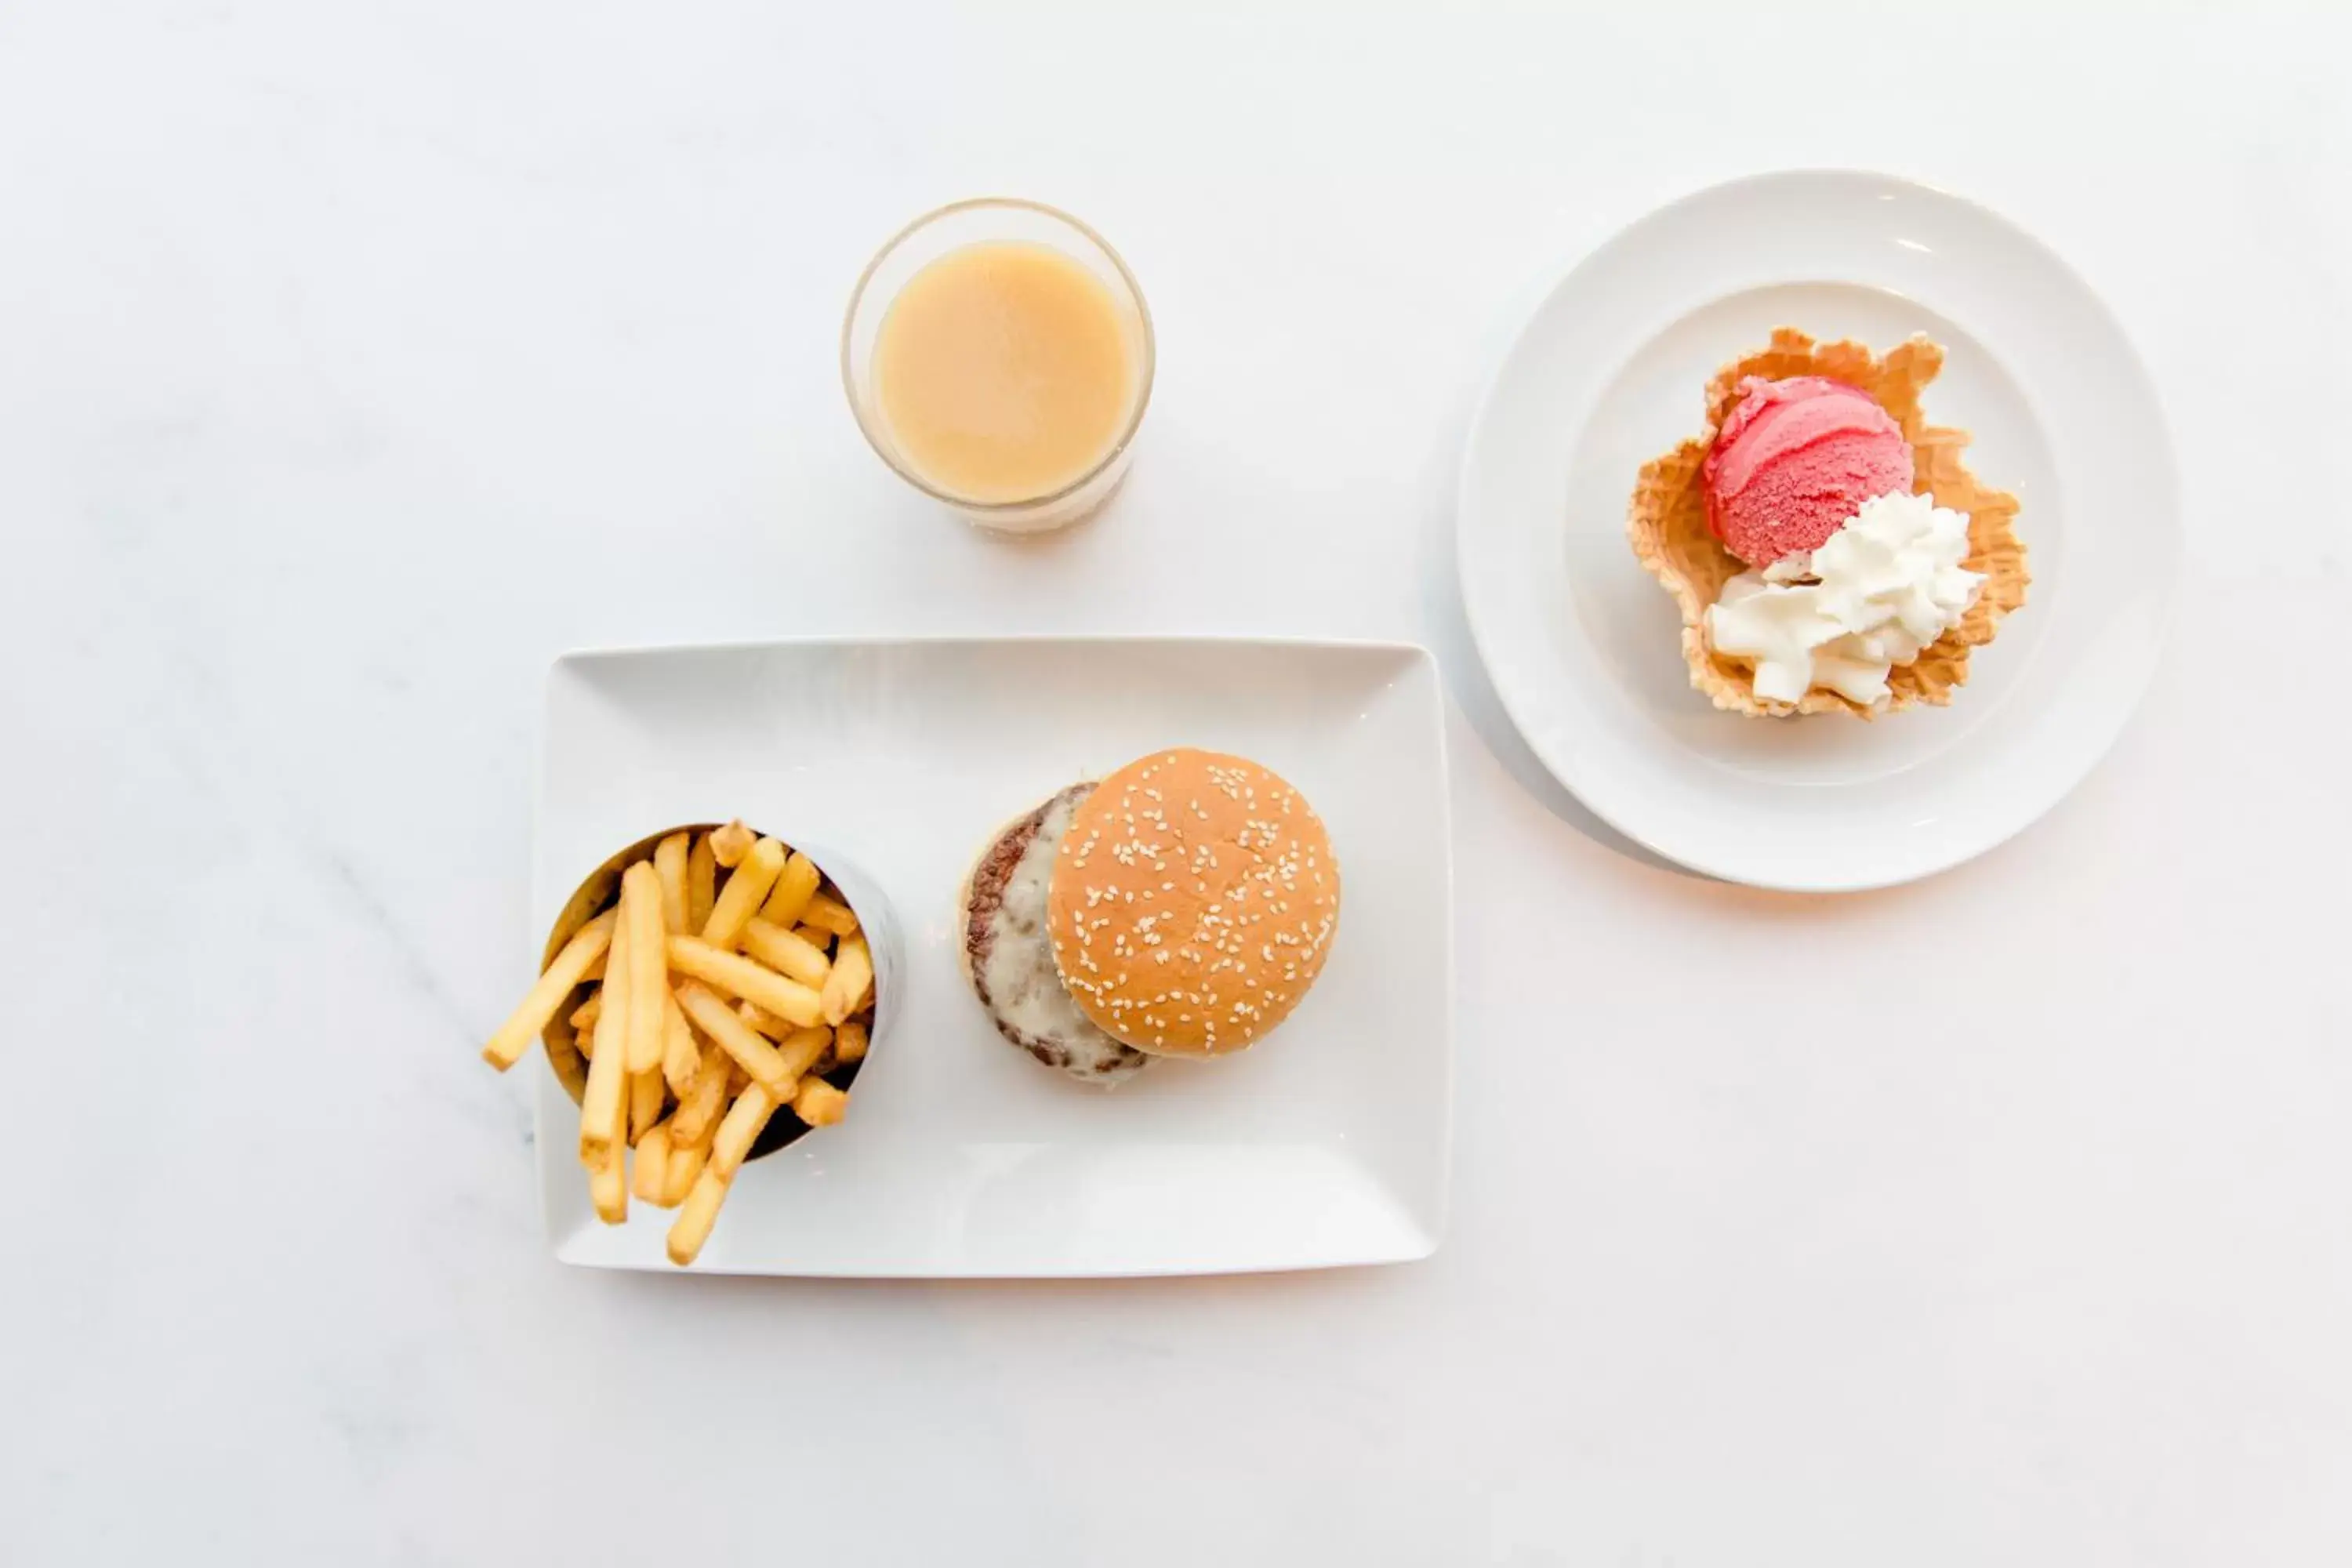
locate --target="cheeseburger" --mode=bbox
[960,748,1341,1085]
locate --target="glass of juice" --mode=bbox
[844,198,1155,533]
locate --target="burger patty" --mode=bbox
[964,783,1150,1086]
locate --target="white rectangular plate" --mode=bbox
[535,637,1453,1276]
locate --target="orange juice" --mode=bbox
[873,241,1138,504]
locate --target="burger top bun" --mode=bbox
[1047,748,1339,1057]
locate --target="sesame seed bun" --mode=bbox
[1046,749,1339,1057]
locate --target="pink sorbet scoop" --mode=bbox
[1701,376,1915,566]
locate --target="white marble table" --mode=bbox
[5,2,2347,1563]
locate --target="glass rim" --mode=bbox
[840,196,1157,513]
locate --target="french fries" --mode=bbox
[820,935,873,1027]
[633,1122,673,1204]
[484,822,878,1266]
[653,831,689,934]
[711,1083,779,1178]
[629,1066,665,1142]
[686,833,717,932]
[579,912,633,1161]
[709,819,756,869]
[757,851,823,927]
[676,980,793,1091]
[700,836,786,949]
[742,917,832,989]
[798,891,859,938]
[668,935,823,1028]
[665,1138,708,1207]
[793,1079,849,1128]
[482,909,618,1070]
[621,862,668,1074]
[774,1025,832,1084]
[661,990,701,1095]
[737,1000,792,1039]
[667,1167,728,1266]
[670,1043,731,1145]
[590,1129,627,1224]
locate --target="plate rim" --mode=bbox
[531,630,1457,1277]
[1455,166,2180,892]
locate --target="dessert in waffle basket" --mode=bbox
[1627,328,2027,717]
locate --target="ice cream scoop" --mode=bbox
[1702,376,1914,566]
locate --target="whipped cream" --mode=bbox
[1706,489,1983,706]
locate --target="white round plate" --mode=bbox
[1458,170,2179,891]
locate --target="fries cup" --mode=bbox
[540,824,898,1164]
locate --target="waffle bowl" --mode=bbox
[1627,328,2030,717]
[538,824,889,1164]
